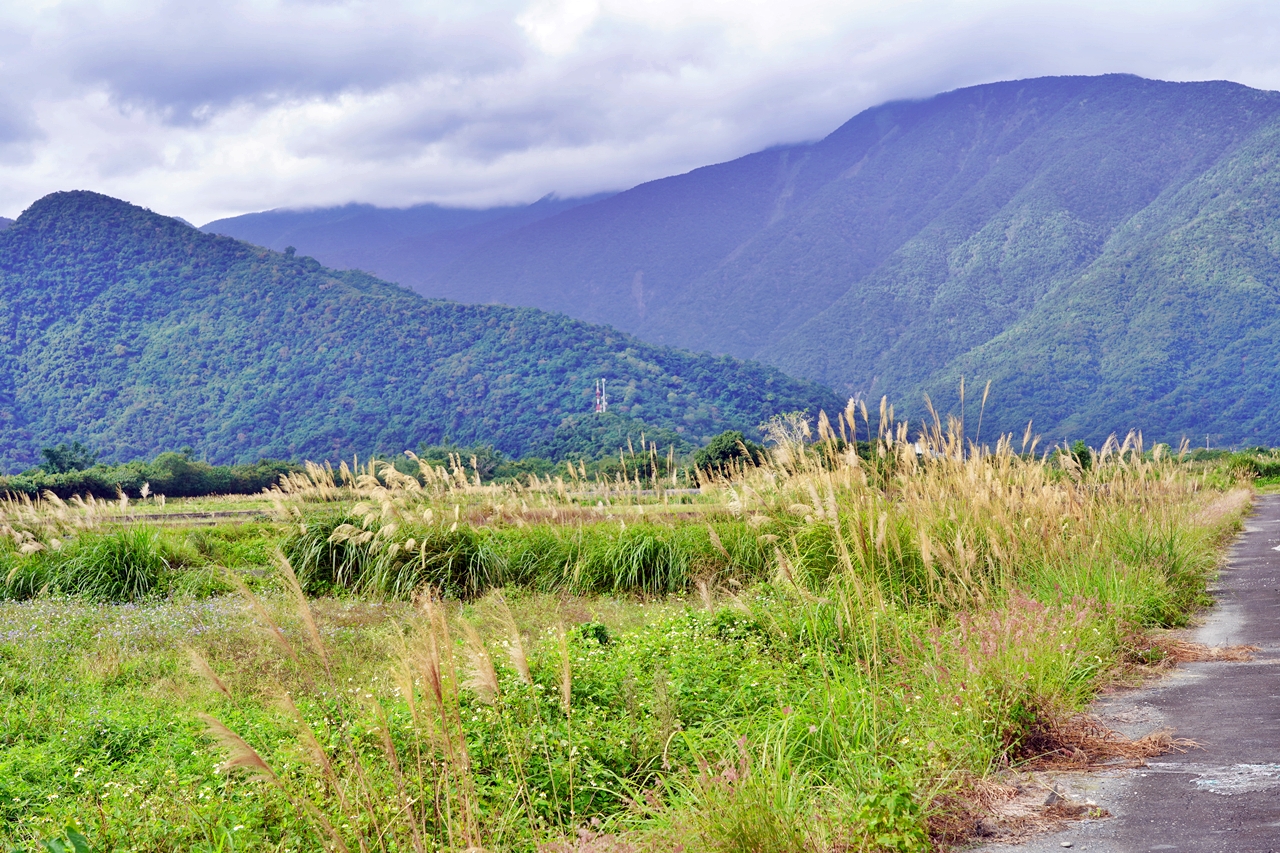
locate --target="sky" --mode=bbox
[1,0,1279,224]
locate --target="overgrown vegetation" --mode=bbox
[0,404,1254,851]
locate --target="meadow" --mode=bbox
[0,404,1258,852]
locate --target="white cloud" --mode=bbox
[519,0,601,56]
[0,0,1277,222]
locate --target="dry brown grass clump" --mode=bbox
[1015,711,1197,770]
[1124,635,1260,672]
[1162,639,1259,663]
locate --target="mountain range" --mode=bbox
[208,74,1280,446]
[0,192,838,471]
[204,194,611,294]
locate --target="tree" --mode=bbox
[415,441,507,481]
[39,441,98,474]
[693,430,765,476]
[1069,439,1093,472]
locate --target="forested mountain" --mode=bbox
[202,194,611,292]
[0,192,838,472]
[237,74,1280,446]
[0,218,12,232]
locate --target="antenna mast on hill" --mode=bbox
[594,379,608,413]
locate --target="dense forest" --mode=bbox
[0,192,839,472]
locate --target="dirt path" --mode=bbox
[972,493,1280,853]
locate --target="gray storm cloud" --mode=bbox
[1,0,1279,222]
[55,1,525,121]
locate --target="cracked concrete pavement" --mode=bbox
[970,492,1280,853]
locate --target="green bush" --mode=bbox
[285,514,494,599]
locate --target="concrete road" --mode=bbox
[972,493,1280,853]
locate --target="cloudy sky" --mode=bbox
[2,0,1279,223]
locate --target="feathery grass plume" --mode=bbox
[557,623,572,716]
[225,569,301,668]
[367,696,429,853]
[772,546,797,587]
[413,594,481,847]
[413,601,447,708]
[706,524,730,560]
[274,551,330,675]
[199,713,279,784]
[200,712,352,851]
[695,577,715,611]
[278,692,340,787]
[460,620,500,704]
[187,648,231,698]
[494,594,532,684]
[974,379,992,450]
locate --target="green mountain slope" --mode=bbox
[755,77,1280,402]
[926,119,1280,446]
[0,192,839,471]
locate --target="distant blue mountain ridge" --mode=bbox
[204,194,612,294]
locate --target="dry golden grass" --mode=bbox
[0,490,135,552]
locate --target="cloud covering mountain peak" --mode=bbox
[3,1,1280,223]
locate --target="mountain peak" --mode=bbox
[10,191,202,248]
[21,189,144,221]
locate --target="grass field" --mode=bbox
[0,412,1254,852]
